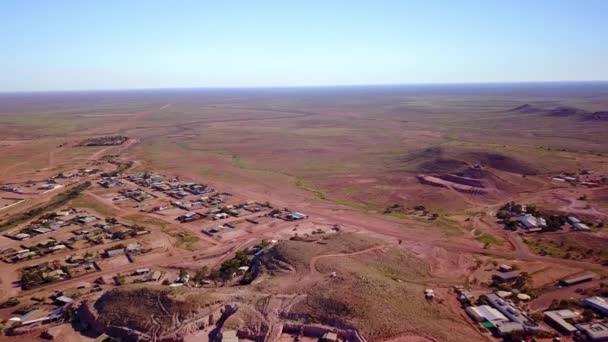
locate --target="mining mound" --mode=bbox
[402,147,469,174]
[506,104,608,121]
[583,111,608,121]
[546,106,587,117]
[401,147,442,163]
[86,285,222,341]
[462,152,537,175]
[417,158,469,174]
[416,174,491,194]
[507,104,545,113]
[436,174,486,188]
[78,135,128,147]
[456,165,485,179]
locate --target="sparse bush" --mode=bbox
[582,308,594,322]
[0,298,19,308]
[115,274,126,286]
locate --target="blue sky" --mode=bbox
[1,0,607,91]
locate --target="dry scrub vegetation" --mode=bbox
[262,234,480,341]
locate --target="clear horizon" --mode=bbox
[3,80,608,95]
[2,0,607,92]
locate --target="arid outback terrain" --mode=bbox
[0,83,608,342]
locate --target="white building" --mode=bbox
[466,305,509,323]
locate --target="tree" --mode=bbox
[0,298,19,308]
[512,203,523,214]
[113,231,127,240]
[115,274,126,286]
[544,215,566,232]
[514,272,531,290]
[496,210,509,220]
[505,220,517,230]
[257,240,272,249]
[193,266,209,284]
[582,309,594,322]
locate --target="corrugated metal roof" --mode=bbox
[545,310,577,332]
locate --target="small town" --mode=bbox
[1,6,608,341]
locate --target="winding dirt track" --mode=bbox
[309,245,387,275]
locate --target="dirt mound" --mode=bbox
[417,175,491,194]
[418,158,469,174]
[436,174,485,188]
[223,305,270,337]
[457,166,485,179]
[507,104,545,113]
[506,104,602,120]
[288,248,481,342]
[545,106,588,117]
[402,147,469,174]
[266,233,380,272]
[583,111,608,121]
[462,152,537,175]
[401,147,442,163]
[90,285,221,340]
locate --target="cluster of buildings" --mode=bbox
[18,241,147,289]
[202,210,306,236]
[7,208,95,241]
[499,201,593,233]
[567,216,592,231]
[5,293,74,332]
[3,206,152,291]
[269,210,307,221]
[54,168,99,180]
[104,242,144,258]
[461,266,608,341]
[516,214,547,232]
[0,239,68,264]
[98,176,122,188]
[177,201,273,223]
[118,188,155,202]
[1,181,62,195]
[0,184,22,194]
[19,257,98,290]
[1,179,67,195]
[465,293,539,337]
[7,208,149,246]
[551,170,607,188]
[543,296,608,341]
[132,268,163,282]
[126,172,213,199]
